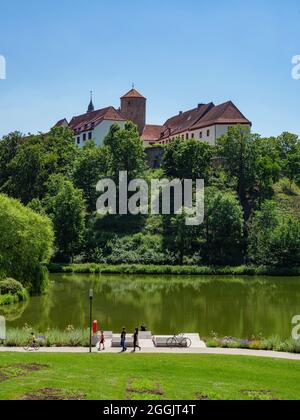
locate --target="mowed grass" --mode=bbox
[0,353,300,400]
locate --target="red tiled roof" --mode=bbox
[141,125,165,142]
[160,101,251,139]
[69,106,125,132]
[121,88,146,99]
[160,103,215,139]
[191,101,251,130]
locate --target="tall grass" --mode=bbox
[2,327,90,347]
[48,263,300,277]
[205,335,300,354]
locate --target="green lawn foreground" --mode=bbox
[0,353,300,400]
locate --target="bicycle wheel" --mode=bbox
[23,346,34,352]
[34,344,40,351]
[167,337,177,348]
[181,338,192,348]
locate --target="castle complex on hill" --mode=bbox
[55,88,252,148]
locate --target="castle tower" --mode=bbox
[120,87,146,135]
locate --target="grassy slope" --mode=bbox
[274,179,300,220]
[0,353,300,400]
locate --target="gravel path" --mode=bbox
[1,346,300,361]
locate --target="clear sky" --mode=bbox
[0,0,300,138]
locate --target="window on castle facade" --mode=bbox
[207,130,210,137]
[83,133,86,141]
[88,132,92,140]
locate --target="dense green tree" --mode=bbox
[284,148,300,187]
[162,213,201,264]
[0,132,24,191]
[248,201,300,266]
[218,126,281,216]
[44,177,86,261]
[202,189,244,265]
[0,194,54,293]
[73,141,108,212]
[163,138,213,180]
[2,127,78,204]
[276,132,299,160]
[5,137,46,203]
[104,122,147,181]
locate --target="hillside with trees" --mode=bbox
[0,123,299,270]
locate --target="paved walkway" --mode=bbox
[1,346,300,361]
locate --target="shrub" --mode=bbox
[0,278,24,295]
[0,278,28,306]
[248,201,300,267]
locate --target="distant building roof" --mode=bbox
[121,88,146,99]
[69,106,126,132]
[54,118,69,128]
[160,103,215,139]
[141,124,165,142]
[191,101,251,130]
[160,101,251,139]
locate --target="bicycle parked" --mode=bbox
[167,333,192,348]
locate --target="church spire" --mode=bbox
[87,91,94,113]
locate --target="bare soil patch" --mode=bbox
[126,377,164,400]
[0,363,48,382]
[21,388,86,401]
[241,389,279,401]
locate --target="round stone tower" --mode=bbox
[120,88,146,135]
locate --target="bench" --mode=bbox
[138,331,152,339]
[111,336,134,348]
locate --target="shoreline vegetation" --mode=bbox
[0,279,28,306]
[1,327,300,355]
[48,263,300,277]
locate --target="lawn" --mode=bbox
[0,353,300,400]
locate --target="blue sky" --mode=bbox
[0,0,300,138]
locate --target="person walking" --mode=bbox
[98,330,105,351]
[133,328,142,352]
[121,327,127,352]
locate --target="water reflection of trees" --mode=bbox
[0,299,28,322]
[9,274,300,339]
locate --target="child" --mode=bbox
[98,330,105,351]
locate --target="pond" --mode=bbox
[1,273,300,340]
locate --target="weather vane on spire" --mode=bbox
[132,83,135,89]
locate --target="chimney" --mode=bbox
[179,111,183,115]
[198,103,204,108]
